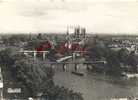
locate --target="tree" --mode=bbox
[13,57,54,96]
[117,48,129,64]
[126,51,138,73]
[37,33,43,40]
[105,50,122,75]
[88,40,109,60]
[0,48,16,66]
[1,35,30,45]
[0,48,83,100]
[13,57,83,100]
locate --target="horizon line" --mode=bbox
[0,32,138,36]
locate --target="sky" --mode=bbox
[0,0,138,34]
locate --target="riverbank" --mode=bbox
[54,69,138,100]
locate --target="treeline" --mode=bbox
[88,38,138,76]
[1,34,31,45]
[0,48,83,100]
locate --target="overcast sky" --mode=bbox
[0,0,138,34]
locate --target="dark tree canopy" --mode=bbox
[13,58,54,96]
[0,48,83,100]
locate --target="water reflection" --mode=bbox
[53,65,138,100]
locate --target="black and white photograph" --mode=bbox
[0,0,138,100]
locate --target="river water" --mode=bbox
[53,64,138,100]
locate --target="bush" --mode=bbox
[0,48,83,100]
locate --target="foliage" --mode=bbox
[117,48,129,64]
[105,50,122,75]
[25,39,49,50]
[126,51,138,73]
[42,86,83,100]
[12,57,83,100]
[88,38,138,75]
[88,40,109,60]
[2,35,30,45]
[0,48,83,100]
[13,58,54,96]
[0,48,16,66]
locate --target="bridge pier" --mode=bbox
[63,64,67,71]
[85,64,93,70]
[86,64,89,70]
[72,53,76,60]
[51,64,55,69]
[43,52,46,60]
[33,52,37,60]
[74,63,79,71]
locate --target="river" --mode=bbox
[53,64,138,100]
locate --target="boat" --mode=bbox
[71,71,84,76]
[122,72,138,79]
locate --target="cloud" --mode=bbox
[7,0,89,17]
[0,0,138,33]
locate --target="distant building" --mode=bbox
[74,26,86,39]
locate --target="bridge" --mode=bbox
[19,50,107,71]
[19,50,49,60]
